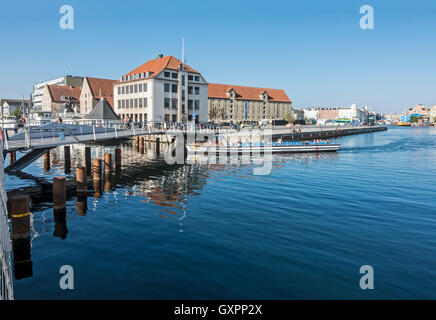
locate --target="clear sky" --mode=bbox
[0,0,435,113]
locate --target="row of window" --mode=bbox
[163,83,200,95]
[164,98,200,110]
[163,71,200,82]
[118,98,148,109]
[164,114,198,122]
[118,83,148,95]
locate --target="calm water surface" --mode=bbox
[7,126,436,299]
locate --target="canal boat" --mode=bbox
[187,140,340,155]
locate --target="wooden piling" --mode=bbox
[76,192,88,216]
[92,159,102,181]
[156,137,160,156]
[115,148,121,172]
[64,146,71,174]
[85,146,91,176]
[104,153,112,175]
[53,177,66,210]
[139,137,144,154]
[10,195,31,240]
[13,237,33,279]
[10,151,16,165]
[43,150,50,172]
[76,166,87,193]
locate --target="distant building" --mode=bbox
[318,107,339,120]
[429,105,436,123]
[41,85,81,114]
[303,108,319,121]
[408,104,430,120]
[0,99,32,117]
[33,76,83,110]
[114,54,208,123]
[208,83,292,122]
[80,77,117,114]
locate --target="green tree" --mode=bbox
[284,111,294,123]
[12,109,22,120]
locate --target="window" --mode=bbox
[164,71,170,77]
[144,98,147,108]
[143,83,147,92]
[195,87,200,95]
[172,72,177,79]
[194,76,200,81]
[188,86,193,94]
[188,75,193,81]
[118,87,121,95]
[126,86,129,94]
[130,99,133,108]
[118,100,121,108]
[130,85,133,93]
[164,83,170,93]
[126,99,129,108]
[182,90,185,100]
[139,98,143,107]
[134,84,138,93]
[182,75,185,86]
[188,100,193,110]
[172,98,177,109]
[172,114,177,122]
[139,84,142,92]
[122,86,125,94]
[194,100,200,110]
[164,114,170,122]
[172,84,178,93]
[164,98,170,109]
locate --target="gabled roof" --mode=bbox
[84,98,120,120]
[47,85,81,102]
[85,77,117,108]
[208,83,292,103]
[123,55,200,78]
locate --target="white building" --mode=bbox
[114,54,208,123]
[303,108,319,121]
[32,75,83,110]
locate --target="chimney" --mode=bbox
[157,53,163,59]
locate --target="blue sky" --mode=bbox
[0,0,435,113]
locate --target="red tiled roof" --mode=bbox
[208,83,292,103]
[123,55,200,78]
[47,85,81,102]
[85,77,117,108]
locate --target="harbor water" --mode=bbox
[7,126,436,299]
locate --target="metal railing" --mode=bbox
[0,141,14,300]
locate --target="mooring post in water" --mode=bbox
[85,146,91,176]
[64,146,71,174]
[9,151,16,164]
[76,192,88,216]
[43,150,50,172]
[104,153,112,176]
[76,166,87,193]
[10,195,30,240]
[156,137,160,156]
[139,137,144,154]
[92,159,102,181]
[52,177,68,239]
[10,195,33,279]
[115,148,121,172]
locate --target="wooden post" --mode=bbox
[53,177,66,210]
[76,192,88,216]
[139,137,144,154]
[104,153,112,176]
[156,137,160,156]
[76,166,87,193]
[10,195,31,240]
[64,146,71,174]
[43,150,50,172]
[85,146,91,176]
[92,159,102,181]
[10,151,16,164]
[115,148,121,172]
